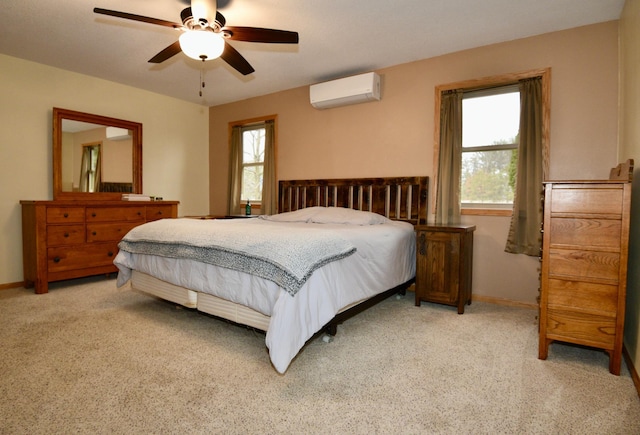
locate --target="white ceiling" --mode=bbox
[1,0,625,107]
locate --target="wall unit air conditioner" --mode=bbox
[310,72,381,109]
[106,126,132,141]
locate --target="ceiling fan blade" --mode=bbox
[148,41,183,63]
[220,43,255,75]
[191,0,217,24]
[222,27,299,44]
[93,8,182,29]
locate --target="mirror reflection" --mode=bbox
[53,108,142,200]
[61,121,132,193]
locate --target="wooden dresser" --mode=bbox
[538,172,631,375]
[20,200,179,294]
[415,224,475,314]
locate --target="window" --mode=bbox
[228,116,277,215]
[240,125,265,203]
[461,86,520,208]
[434,69,550,218]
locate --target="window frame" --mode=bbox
[228,114,278,214]
[433,68,551,217]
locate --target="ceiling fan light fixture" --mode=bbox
[179,30,224,61]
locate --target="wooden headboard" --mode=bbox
[278,176,428,225]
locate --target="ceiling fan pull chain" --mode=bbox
[199,67,206,97]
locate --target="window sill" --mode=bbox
[461,208,512,217]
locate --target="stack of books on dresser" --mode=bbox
[121,193,151,201]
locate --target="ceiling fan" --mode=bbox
[93,0,299,75]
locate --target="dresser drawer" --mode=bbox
[547,278,618,314]
[549,217,621,248]
[47,207,85,224]
[86,206,145,222]
[48,242,119,272]
[47,224,85,246]
[146,205,173,221]
[550,188,623,215]
[549,248,620,283]
[87,222,140,242]
[546,308,616,348]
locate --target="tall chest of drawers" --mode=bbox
[20,200,179,294]
[538,180,631,375]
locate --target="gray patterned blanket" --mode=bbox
[117,218,356,296]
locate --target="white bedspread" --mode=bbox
[114,215,415,373]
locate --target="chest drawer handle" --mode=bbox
[157,211,163,216]
[137,211,142,216]
[92,213,97,218]
[64,232,69,238]
[92,231,97,236]
[53,257,61,263]
[107,251,114,257]
[63,213,69,218]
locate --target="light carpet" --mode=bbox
[1,276,639,434]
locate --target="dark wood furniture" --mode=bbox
[20,200,178,294]
[538,159,633,375]
[279,176,428,225]
[414,224,475,314]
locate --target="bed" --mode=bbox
[114,176,428,373]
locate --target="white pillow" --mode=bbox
[262,206,390,225]
[260,207,323,222]
[310,207,391,225]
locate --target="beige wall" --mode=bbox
[0,54,210,286]
[209,21,620,305]
[620,0,640,378]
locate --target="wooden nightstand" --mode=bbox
[414,224,475,314]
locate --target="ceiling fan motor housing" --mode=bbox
[180,7,225,30]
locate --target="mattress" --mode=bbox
[115,211,416,373]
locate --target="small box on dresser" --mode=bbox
[414,224,475,314]
[20,200,179,294]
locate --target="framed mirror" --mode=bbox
[53,107,142,200]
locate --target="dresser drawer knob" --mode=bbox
[92,213,97,218]
[107,251,114,257]
[92,231,97,236]
[64,232,69,238]
[63,213,68,218]
[157,211,163,216]
[53,257,61,263]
